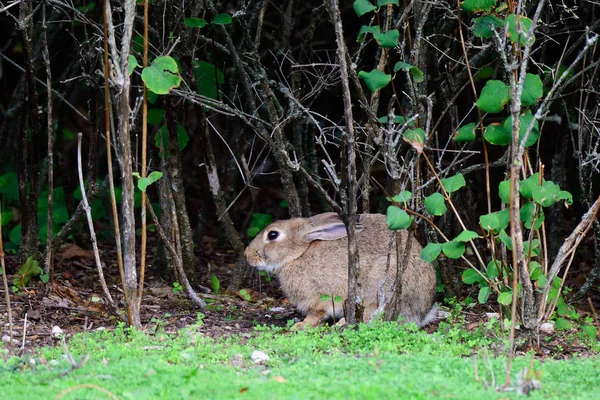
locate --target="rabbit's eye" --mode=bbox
[267,231,279,241]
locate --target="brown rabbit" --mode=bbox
[244,212,436,328]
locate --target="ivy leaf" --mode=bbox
[487,260,500,279]
[453,122,477,142]
[386,205,413,230]
[503,110,540,148]
[442,240,465,259]
[378,115,406,125]
[530,261,543,280]
[520,173,541,199]
[358,69,392,92]
[506,14,534,46]
[421,243,443,263]
[373,29,400,48]
[184,18,207,28]
[403,128,425,153]
[520,201,544,230]
[147,108,165,126]
[353,0,377,17]
[357,25,379,42]
[142,56,182,95]
[483,123,511,146]
[155,124,189,153]
[462,268,483,284]
[387,190,412,204]
[128,55,140,76]
[497,292,513,306]
[473,15,504,39]
[393,61,424,82]
[498,180,510,204]
[524,239,541,257]
[532,181,562,207]
[424,193,447,216]
[558,190,573,205]
[454,230,481,242]
[497,229,513,250]
[521,73,543,106]
[377,0,399,5]
[194,60,225,100]
[478,286,491,304]
[441,173,466,194]
[461,0,496,13]
[479,209,510,233]
[476,80,510,113]
[211,13,232,25]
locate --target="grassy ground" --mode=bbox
[1,317,599,400]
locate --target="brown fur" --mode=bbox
[244,213,436,328]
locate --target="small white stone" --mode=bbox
[251,350,270,364]
[51,326,64,338]
[540,322,555,334]
[486,313,500,319]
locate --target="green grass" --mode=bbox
[1,320,599,399]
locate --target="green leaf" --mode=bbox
[498,180,510,204]
[483,123,511,146]
[530,261,543,280]
[476,80,510,113]
[386,205,413,230]
[211,13,232,25]
[333,295,344,303]
[373,29,400,48]
[424,193,447,216]
[479,209,510,233]
[487,260,500,279]
[247,213,273,239]
[462,268,483,284]
[524,239,541,257]
[0,172,19,201]
[13,256,43,288]
[387,191,412,204]
[555,318,571,330]
[320,294,331,301]
[582,324,597,340]
[521,73,543,106]
[461,0,496,13]
[421,243,443,263]
[442,240,465,259]
[377,0,399,5]
[506,14,534,46]
[137,171,163,191]
[520,201,544,230]
[402,128,425,153]
[141,56,182,95]
[357,25,379,42]
[358,69,392,92]
[184,18,207,28]
[454,230,481,242]
[147,108,165,126]
[558,190,573,205]
[193,60,225,100]
[155,124,189,153]
[353,0,377,17]
[211,275,220,295]
[496,229,512,249]
[441,173,466,194]
[497,292,513,306]
[128,55,140,76]
[393,61,424,82]
[503,110,540,147]
[478,286,491,304]
[473,15,504,39]
[520,173,541,199]
[453,122,477,142]
[532,181,561,207]
[378,115,406,125]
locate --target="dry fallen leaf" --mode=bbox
[60,244,94,260]
[272,376,287,383]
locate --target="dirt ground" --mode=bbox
[1,239,599,359]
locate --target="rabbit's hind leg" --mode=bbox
[293,309,328,330]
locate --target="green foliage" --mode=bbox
[133,171,163,192]
[172,281,183,294]
[211,13,232,25]
[483,123,510,146]
[128,55,140,75]
[239,289,251,301]
[476,80,510,113]
[441,173,466,194]
[506,14,535,46]
[402,128,425,152]
[521,73,544,106]
[13,256,43,289]
[193,60,224,100]
[211,275,220,295]
[424,193,447,216]
[0,172,19,201]
[453,122,476,142]
[358,69,391,92]
[247,213,273,239]
[393,61,424,82]
[353,0,377,17]
[479,209,510,233]
[147,108,165,126]
[141,56,182,95]
[386,205,413,230]
[386,190,412,204]
[184,18,207,28]
[421,243,443,263]
[155,124,190,153]
[460,0,496,13]
[472,15,504,39]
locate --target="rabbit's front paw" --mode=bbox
[292,310,327,330]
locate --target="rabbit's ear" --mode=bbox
[299,213,364,242]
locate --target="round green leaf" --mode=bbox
[357,25,379,42]
[521,73,543,106]
[424,193,447,216]
[442,240,465,259]
[473,15,504,39]
[155,124,189,153]
[479,209,510,233]
[373,29,400,48]
[520,201,544,230]
[497,291,513,306]
[377,0,399,5]
[386,205,413,230]
[532,181,561,207]
[194,60,225,100]
[402,128,425,153]
[524,239,541,258]
[453,122,477,142]
[487,260,500,279]
[461,0,496,13]
[358,69,391,93]
[184,18,207,28]
[393,61,424,82]
[128,55,140,76]
[378,115,406,125]
[503,110,540,147]
[211,13,232,25]
[506,14,534,46]
[478,285,491,304]
[147,108,165,126]
[421,243,443,263]
[558,190,573,205]
[498,180,510,204]
[441,173,466,194]
[476,80,510,113]
[529,261,543,280]
[483,123,511,146]
[497,229,512,250]
[520,173,541,199]
[353,0,377,17]
[387,190,412,204]
[454,230,481,242]
[142,56,182,95]
[462,268,483,284]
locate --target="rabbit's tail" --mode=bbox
[417,304,447,327]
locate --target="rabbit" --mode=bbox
[244,212,436,329]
